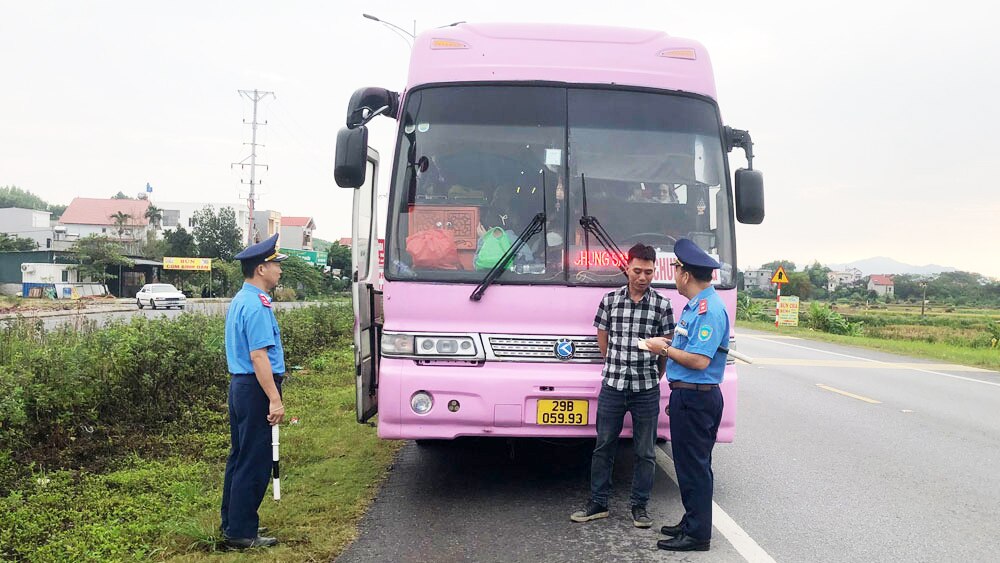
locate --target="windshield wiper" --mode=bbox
[469,212,546,302]
[579,174,628,276]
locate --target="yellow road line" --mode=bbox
[815,383,882,404]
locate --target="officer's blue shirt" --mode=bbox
[666,286,729,385]
[225,282,285,375]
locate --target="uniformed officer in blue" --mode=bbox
[645,238,729,552]
[220,233,287,549]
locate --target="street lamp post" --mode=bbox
[362,13,416,47]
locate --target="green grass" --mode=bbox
[0,343,401,562]
[739,319,1000,372]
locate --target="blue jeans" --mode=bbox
[590,384,660,508]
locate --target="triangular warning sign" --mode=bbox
[771,266,790,284]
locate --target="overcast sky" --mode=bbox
[2,1,997,276]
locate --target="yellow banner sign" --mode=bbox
[778,296,800,326]
[163,257,212,271]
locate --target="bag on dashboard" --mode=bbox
[474,227,513,270]
[406,228,460,269]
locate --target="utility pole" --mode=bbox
[920,282,928,316]
[233,89,274,245]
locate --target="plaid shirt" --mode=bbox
[594,286,675,391]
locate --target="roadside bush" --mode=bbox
[273,286,297,301]
[278,303,353,366]
[0,304,351,495]
[736,293,767,322]
[804,302,864,336]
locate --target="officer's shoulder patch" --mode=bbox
[697,299,708,315]
[698,325,713,341]
[258,293,272,308]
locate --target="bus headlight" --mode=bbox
[382,333,415,355]
[415,336,478,357]
[381,332,483,359]
[410,391,433,414]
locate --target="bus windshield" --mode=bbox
[385,85,735,287]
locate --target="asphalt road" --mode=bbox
[337,329,1000,563]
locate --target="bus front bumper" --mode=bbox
[375,358,737,442]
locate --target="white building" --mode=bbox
[0,207,50,249]
[827,268,864,292]
[744,269,774,291]
[279,216,315,250]
[157,201,252,243]
[253,209,282,243]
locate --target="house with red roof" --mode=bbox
[866,274,895,297]
[59,197,152,245]
[279,216,315,250]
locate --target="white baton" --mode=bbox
[271,424,281,501]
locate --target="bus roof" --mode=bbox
[406,23,716,99]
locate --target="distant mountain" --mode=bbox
[827,257,957,276]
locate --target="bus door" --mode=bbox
[352,148,380,423]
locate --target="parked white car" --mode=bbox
[136,283,186,309]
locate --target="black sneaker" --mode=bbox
[223,535,278,550]
[631,505,652,528]
[570,501,609,522]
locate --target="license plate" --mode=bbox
[536,399,588,425]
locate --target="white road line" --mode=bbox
[742,334,1000,388]
[654,448,776,563]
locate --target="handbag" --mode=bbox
[406,228,460,269]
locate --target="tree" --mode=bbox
[140,232,169,260]
[327,243,351,275]
[212,259,243,298]
[164,227,198,257]
[192,206,242,260]
[0,185,65,218]
[760,260,796,273]
[803,261,831,299]
[784,271,814,299]
[0,185,50,210]
[0,233,38,251]
[70,235,134,284]
[144,205,163,230]
[112,191,133,200]
[279,256,324,299]
[110,211,133,241]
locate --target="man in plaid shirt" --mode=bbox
[571,244,674,528]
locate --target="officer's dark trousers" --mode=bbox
[221,374,282,539]
[668,387,723,541]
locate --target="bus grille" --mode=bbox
[486,336,603,363]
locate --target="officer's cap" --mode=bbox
[672,238,720,270]
[234,233,288,263]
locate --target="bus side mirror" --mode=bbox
[335,126,368,188]
[346,87,399,129]
[735,168,764,224]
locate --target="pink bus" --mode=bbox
[334,23,764,442]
